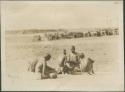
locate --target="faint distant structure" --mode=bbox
[32,35,41,41]
[114,28,119,35]
[30,27,119,42]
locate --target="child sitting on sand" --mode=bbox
[79,53,95,75]
[28,54,57,79]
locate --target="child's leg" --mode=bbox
[88,63,93,75]
[91,64,94,74]
[79,63,83,73]
[61,67,65,74]
[92,69,94,74]
[88,63,95,75]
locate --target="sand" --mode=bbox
[2,35,124,91]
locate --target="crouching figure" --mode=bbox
[79,53,95,75]
[28,54,57,79]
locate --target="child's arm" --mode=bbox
[42,60,46,75]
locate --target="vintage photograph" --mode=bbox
[1,1,124,91]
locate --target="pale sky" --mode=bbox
[1,1,123,31]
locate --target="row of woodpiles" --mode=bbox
[43,28,119,41]
[32,28,119,41]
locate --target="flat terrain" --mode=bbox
[2,35,124,91]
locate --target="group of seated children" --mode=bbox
[28,46,94,79]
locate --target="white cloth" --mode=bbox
[68,52,78,62]
[79,57,88,71]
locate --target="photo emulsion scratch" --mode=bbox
[1,1,124,91]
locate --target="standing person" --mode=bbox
[67,46,80,73]
[35,54,57,79]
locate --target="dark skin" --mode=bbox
[42,55,51,76]
[66,48,80,73]
[64,50,66,55]
[71,46,76,53]
[71,49,79,63]
[60,49,67,74]
[71,48,78,55]
[71,49,75,53]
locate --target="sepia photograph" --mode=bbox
[1,1,124,91]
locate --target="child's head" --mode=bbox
[45,53,51,61]
[79,53,85,59]
[63,49,66,55]
[71,45,75,53]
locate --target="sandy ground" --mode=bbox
[2,36,124,91]
[3,72,124,91]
